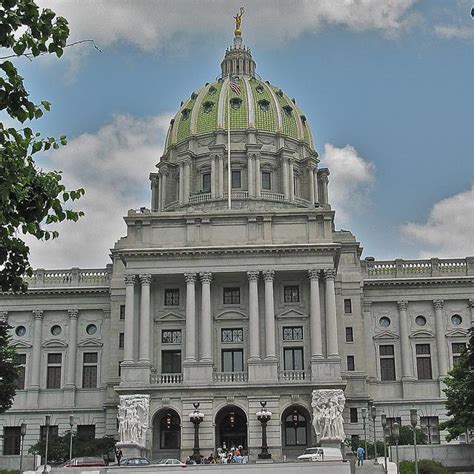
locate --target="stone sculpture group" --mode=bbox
[311,389,346,442]
[117,394,150,447]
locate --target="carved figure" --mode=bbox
[311,389,346,442]
[234,7,244,36]
[117,394,150,446]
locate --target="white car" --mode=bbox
[297,447,343,461]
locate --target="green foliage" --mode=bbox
[0,320,19,413]
[0,470,20,474]
[387,426,427,445]
[348,438,385,458]
[0,0,85,293]
[400,459,447,474]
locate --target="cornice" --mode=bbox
[363,276,474,288]
[1,287,110,297]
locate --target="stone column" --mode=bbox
[255,154,261,198]
[150,175,159,211]
[139,274,152,364]
[65,309,79,389]
[123,274,136,363]
[200,272,213,362]
[247,271,260,360]
[157,173,163,212]
[308,270,323,359]
[248,154,254,197]
[324,269,339,358]
[210,156,216,199]
[309,166,315,204]
[433,299,448,377]
[185,273,197,362]
[262,270,276,360]
[282,157,289,200]
[218,156,224,197]
[161,170,168,209]
[184,161,191,204]
[397,300,413,378]
[318,169,330,205]
[30,310,43,389]
[469,299,474,326]
[289,159,295,201]
[179,163,184,205]
[313,169,319,203]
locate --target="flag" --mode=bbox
[229,75,241,95]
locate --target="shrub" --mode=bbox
[400,459,448,474]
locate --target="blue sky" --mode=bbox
[17,0,473,268]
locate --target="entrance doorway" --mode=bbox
[215,405,248,451]
[281,405,312,459]
[152,409,181,461]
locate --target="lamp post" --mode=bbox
[371,406,379,464]
[393,422,400,474]
[68,415,74,465]
[361,407,368,461]
[43,415,51,474]
[19,423,26,474]
[189,403,204,463]
[256,401,272,460]
[381,412,388,474]
[410,408,419,474]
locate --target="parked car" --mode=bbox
[297,447,343,461]
[121,457,151,466]
[156,458,187,467]
[64,457,107,467]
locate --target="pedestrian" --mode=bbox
[116,448,123,466]
[357,446,365,466]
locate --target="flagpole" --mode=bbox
[227,79,231,210]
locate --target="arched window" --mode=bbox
[284,409,307,446]
[159,411,181,449]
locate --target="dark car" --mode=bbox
[121,458,151,466]
[65,457,107,467]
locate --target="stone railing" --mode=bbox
[24,267,112,288]
[150,373,183,384]
[362,258,473,279]
[294,196,311,207]
[223,191,249,200]
[261,191,285,201]
[278,370,309,382]
[189,193,211,204]
[213,372,247,383]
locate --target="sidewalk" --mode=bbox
[356,457,397,473]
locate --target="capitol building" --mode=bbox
[1,21,473,462]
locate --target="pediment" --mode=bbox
[77,338,103,347]
[155,312,185,322]
[276,308,307,320]
[42,339,68,348]
[12,340,33,349]
[214,310,248,320]
[445,328,469,338]
[373,330,399,341]
[409,329,435,339]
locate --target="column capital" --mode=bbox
[468,298,474,308]
[323,268,336,280]
[184,272,197,284]
[32,310,44,320]
[397,300,408,311]
[262,270,275,282]
[199,272,213,284]
[433,299,444,309]
[362,300,372,312]
[139,274,152,285]
[308,269,320,281]
[103,309,111,320]
[150,174,159,186]
[247,271,260,282]
[0,311,8,322]
[124,274,136,286]
[68,309,79,319]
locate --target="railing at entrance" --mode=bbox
[278,370,309,381]
[213,372,247,383]
[150,373,183,384]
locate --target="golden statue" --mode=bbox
[234,7,244,36]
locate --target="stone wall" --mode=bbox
[395,444,474,468]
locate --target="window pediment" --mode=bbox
[155,312,185,322]
[77,338,103,348]
[445,328,469,338]
[42,339,68,348]
[276,308,307,320]
[214,310,247,321]
[373,330,399,340]
[12,340,32,349]
[409,329,435,339]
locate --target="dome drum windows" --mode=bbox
[255,85,264,94]
[181,108,191,120]
[208,85,217,95]
[258,99,270,112]
[282,105,293,116]
[229,97,242,110]
[202,101,214,113]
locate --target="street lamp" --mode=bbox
[43,415,51,474]
[19,423,26,473]
[68,415,74,465]
[361,407,368,461]
[392,422,400,474]
[256,401,272,460]
[381,412,388,474]
[189,403,204,463]
[410,408,419,474]
[371,406,379,464]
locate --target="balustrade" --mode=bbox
[150,373,183,384]
[213,372,248,383]
[278,370,308,381]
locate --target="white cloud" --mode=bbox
[401,184,474,258]
[26,113,172,269]
[321,143,376,226]
[433,25,474,41]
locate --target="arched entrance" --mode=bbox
[281,405,312,459]
[215,405,248,451]
[152,409,181,461]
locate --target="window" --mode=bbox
[13,353,26,390]
[452,343,466,365]
[46,353,62,389]
[3,427,21,455]
[221,328,244,343]
[451,314,462,326]
[162,350,181,374]
[284,410,307,446]
[344,299,352,313]
[160,412,181,449]
[162,330,182,344]
[77,425,95,440]
[119,305,125,320]
[416,344,432,380]
[231,170,241,189]
[386,417,402,436]
[15,325,26,337]
[222,349,243,372]
[118,361,122,377]
[262,171,271,190]
[284,285,300,303]
[202,173,211,192]
[347,355,355,371]
[415,315,427,326]
[283,327,303,341]
[223,287,240,305]
[379,317,391,327]
[420,416,439,444]
[51,325,62,336]
[40,425,58,442]
[345,327,354,342]
[86,324,97,335]
[284,348,304,371]
[379,345,396,381]
[119,332,125,349]
[164,288,180,306]
[82,352,98,389]
[350,408,358,423]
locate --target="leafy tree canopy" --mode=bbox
[0,320,19,413]
[0,0,85,293]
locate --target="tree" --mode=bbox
[0,0,85,293]
[0,319,19,413]
[387,425,427,445]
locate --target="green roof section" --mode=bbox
[224,77,249,130]
[196,82,223,135]
[176,94,197,144]
[250,78,277,132]
[271,86,299,140]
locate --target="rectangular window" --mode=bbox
[119,332,125,349]
[222,349,244,372]
[46,353,62,389]
[284,347,304,371]
[164,288,180,306]
[284,285,300,303]
[420,416,440,444]
[379,345,396,381]
[40,425,58,442]
[3,427,21,455]
[202,173,211,192]
[344,299,352,313]
[82,352,98,389]
[221,328,244,343]
[14,353,26,390]
[223,287,240,305]
[118,361,122,377]
[162,350,181,373]
[416,344,432,380]
[452,342,466,365]
[283,327,303,341]
[162,329,182,344]
[262,171,271,190]
[77,425,95,440]
[347,355,355,371]
[350,408,358,423]
[119,305,125,320]
[345,327,354,342]
[386,417,402,435]
[231,170,241,189]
